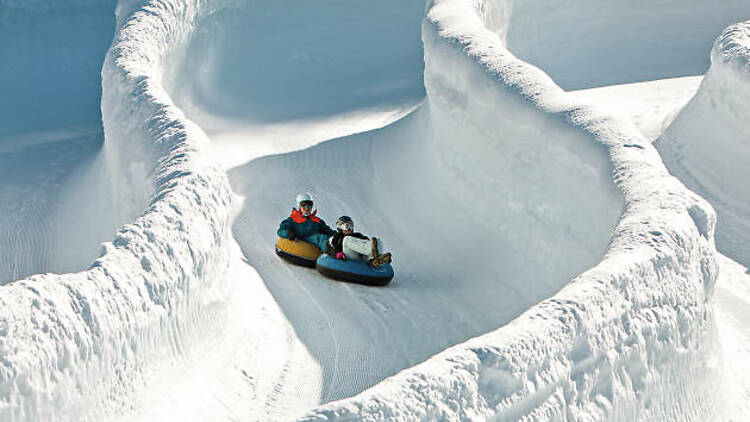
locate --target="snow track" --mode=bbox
[300,1,723,419]
[1,0,750,421]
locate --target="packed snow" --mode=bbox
[1,0,749,421]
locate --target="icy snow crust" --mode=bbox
[0,0,731,421]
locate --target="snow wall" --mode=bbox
[163,0,426,125]
[657,20,750,268]
[0,1,235,420]
[300,0,722,420]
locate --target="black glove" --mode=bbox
[288,231,297,241]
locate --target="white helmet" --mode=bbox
[296,192,314,216]
[296,192,313,207]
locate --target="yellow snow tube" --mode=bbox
[275,238,322,267]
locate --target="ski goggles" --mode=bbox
[299,201,314,208]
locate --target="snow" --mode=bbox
[714,255,750,420]
[654,21,750,421]
[1,0,750,420]
[657,21,750,267]
[0,2,119,284]
[566,77,703,143]
[0,1,237,420]
[166,0,623,418]
[299,1,722,419]
[505,0,750,90]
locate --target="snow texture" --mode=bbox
[178,0,628,417]
[300,0,722,420]
[0,0,740,420]
[657,20,750,267]
[0,0,234,420]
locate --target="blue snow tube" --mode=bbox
[315,254,394,286]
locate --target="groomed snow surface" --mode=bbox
[1,0,749,421]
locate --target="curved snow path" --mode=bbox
[2,0,750,420]
[161,2,630,418]
[171,7,750,417]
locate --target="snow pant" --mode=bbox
[302,233,330,252]
[342,236,385,262]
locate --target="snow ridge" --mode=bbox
[712,21,750,73]
[0,1,234,420]
[300,0,722,420]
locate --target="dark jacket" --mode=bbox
[278,208,335,239]
[326,230,369,256]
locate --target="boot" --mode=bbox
[370,237,379,258]
[369,252,392,268]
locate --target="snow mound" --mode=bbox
[0,1,234,420]
[300,0,721,420]
[657,20,750,267]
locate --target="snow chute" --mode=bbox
[315,254,394,286]
[275,238,322,267]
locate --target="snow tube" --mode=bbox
[315,254,394,286]
[275,238,322,268]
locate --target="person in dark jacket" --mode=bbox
[277,192,335,251]
[326,215,392,267]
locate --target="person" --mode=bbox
[277,193,335,252]
[326,215,392,268]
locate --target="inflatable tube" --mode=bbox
[315,254,394,286]
[275,238,322,268]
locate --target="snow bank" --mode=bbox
[0,0,234,420]
[300,0,721,420]
[657,20,750,267]
[504,0,750,90]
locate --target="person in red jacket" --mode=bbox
[326,215,392,267]
[277,193,335,251]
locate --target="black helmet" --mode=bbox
[336,215,354,231]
